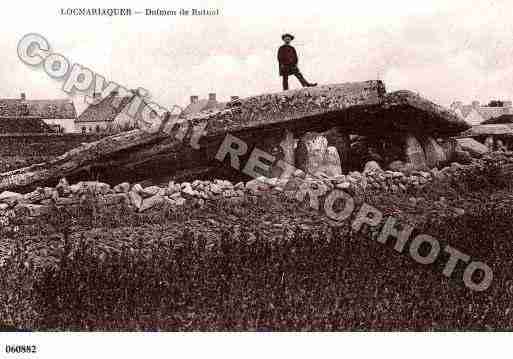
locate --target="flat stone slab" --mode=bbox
[459,124,513,138]
[333,90,470,137]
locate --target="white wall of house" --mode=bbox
[42,118,75,133]
[464,108,485,126]
[74,121,111,133]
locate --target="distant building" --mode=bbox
[179,93,228,118]
[75,90,163,134]
[0,93,77,133]
[450,100,513,125]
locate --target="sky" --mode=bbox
[1,0,513,114]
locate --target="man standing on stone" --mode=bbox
[277,33,317,90]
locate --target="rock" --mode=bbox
[169,192,183,200]
[128,190,143,210]
[348,171,363,180]
[181,183,197,197]
[421,136,446,168]
[404,134,427,170]
[113,182,130,193]
[0,191,24,206]
[55,197,79,206]
[14,203,50,217]
[336,182,351,190]
[496,139,508,151]
[363,161,383,174]
[454,208,465,216]
[296,132,342,177]
[271,129,296,178]
[103,193,129,205]
[139,195,165,212]
[132,183,144,194]
[77,181,111,195]
[456,138,489,157]
[171,197,186,206]
[323,146,343,177]
[70,183,81,194]
[323,127,351,170]
[51,190,60,201]
[24,189,45,203]
[209,183,223,195]
[56,178,71,196]
[439,138,459,163]
[485,136,494,150]
[168,181,180,194]
[142,186,161,197]
[222,189,239,198]
[214,179,234,190]
[246,178,270,193]
[293,169,306,178]
[454,150,472,164]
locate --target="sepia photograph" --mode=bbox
[0,0,512,356]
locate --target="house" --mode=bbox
[450,100,513,126]
[0,93,77,133]
[179,93,229,118]
[75,90,166,133]
[75,91,135,133]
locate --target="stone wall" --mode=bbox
[1,152,511,230]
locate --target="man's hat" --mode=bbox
[281,33,294,41]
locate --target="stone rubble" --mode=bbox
[1,151,512,228]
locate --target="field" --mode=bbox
[1,168,513,331]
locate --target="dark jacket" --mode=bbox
[277,44,299,76]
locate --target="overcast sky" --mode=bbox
[1,0,513,113]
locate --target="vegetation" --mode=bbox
[1,169,513,331]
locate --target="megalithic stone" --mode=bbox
[421,136,446,168]
[404,134,427,170]
[440,138,459,163]
[271,129,296,178]
[295,132,328,175]
[0,81,386,192]
[0,80,469,192]
[323,127,350,171]
[323,147,343,177]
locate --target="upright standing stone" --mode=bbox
[421,136,446,168]
[404,134,427,170]
[296,132,328,175]
[323,127,351,171]
[323,147,343,177]
[295,132,343,177]
[485,136,494,151]
[440,138,458,163]
[271,130,296,178]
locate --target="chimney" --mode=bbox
[208,93,216,101]
[190,95,198,104]
[20,93,26,101]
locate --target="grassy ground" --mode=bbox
[1,173,513,331]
